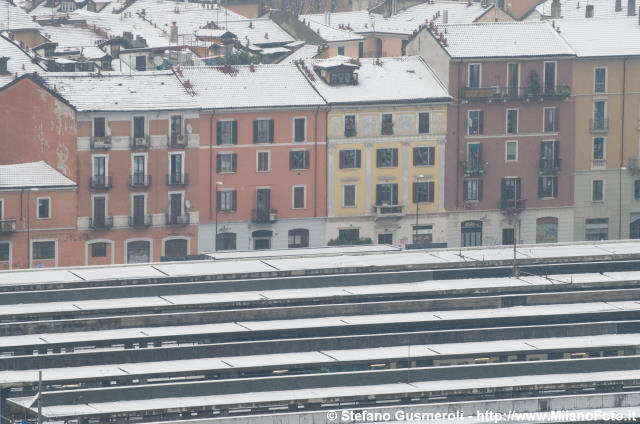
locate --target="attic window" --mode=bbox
[329,71,357,85]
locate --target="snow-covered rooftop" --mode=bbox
[0,34,45,88]
[282,44,321,62]
[532,0,637,20]
[301,0,491,37]
[39,71,197,111]
[557,18,640,57]
[38,25,107,49]
[222,19,295,46]
[0,0,38,30]
[180,64,326,110]
[305,56,451,105]
[434,21,575,58]
[0,161,76,189]
[298,17,364,42]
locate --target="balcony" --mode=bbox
[129,174,152,189]
[89,216,113,230]
[500,198,526,213]
[372,204,404,217]
[252,209,277,223]
[461,85,570,102]
[590,117,609,133]
[89,175,112,190]
[539,158,562,174]
[344,126,357,137]
[381,122,394,135]
[168,133,187,148]
[90,135,112,150]
[129,214,152,228]
[166,213,190,226]
[591,158,606,169]
[166,173,189,186]
[130,134,150,150]
[0,219,16,234]
[460,159,488,176]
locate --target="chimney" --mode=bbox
[616,0,622,11]
[629,0,636,15]
[170,21,178,44]
[442,9,448,24]
[551,0,561,18]
[0,57,9,74]
[585,3,594,17]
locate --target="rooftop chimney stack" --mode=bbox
[629,0,636,15]
[616,0,622,11]
[585,3,594,17]
[551,0,561,18]
[170,21,178,44]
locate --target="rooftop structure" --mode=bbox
[0,33,45,87]
[556,17,640,57]
[0,160,76,188]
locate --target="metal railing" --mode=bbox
[460,159,488,176]
[0,219,16,233]
[90,135,112,150]
[165,213,190,226]
[461,85,570,102]
[130,134,150,149]
[539,158,562,174]
[129,174,152,188]
[128,214,152,228]
[590,117,609,133]
[252,209,277,223]
[166,173,189,186]
[89,216,113,230]
[89,175,112,190]
[168,133,187,148]
[500,198,526,212]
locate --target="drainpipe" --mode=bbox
[314,106,320,218]
[619,55,629,239]
[209,111,216,222]
[455,60,461,210]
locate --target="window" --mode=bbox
[378,233,393,244]
[289,150,310,170]
[418,112,430,134]
[461,220,482,247]
[338,228,359,243]
[507,63,519,96]
[169,153,183,183]
[536,217,558,243]
[381,113,393,135]
[0,198,3,220]
[0,242,8,261]
[594,67,606,93]
[376,148,398,168]
[217,190,237,212]
[585,218,608,241]
[329,71,356,85]
[505,140,518,162]
[501,177,522,202]
[413,146,435,166]
[93,117,106,138]
[288,228,309,248]
[592,180,604,201]
[216,232,237,250]
[538,176,558,198]
[135,55,146,71]
[293,186,306,209]
[132,155,146,185]
[506,109,518,134]
[165,239,188,257]
[544,61,556,93]
[358,42,363,58]
[413,225,432,244]
[170,115,182,137]
[343,184,357,207]
[33,240,55,260]
[127,240,150,263]
[253,119,274,143]
[468,110,484,135]
[252,229,272,250]
[468,63,480,88]
[294,118,306,142]
[593,137,605,160]
[376,183,398,206]
[133,116,145,139]
[216,153,237,173]
[635,180,640,199]
[593,100,606,129]
[91,242,107,258]
[37,198,50,219]
[339,149,361,169]
[502,228,514,245]
[544,107,558,132]
[217,120,237,145]
[92,195,107,227]
[344,115,356,137]
[257,151,270,172]
[337,46,345,55]
[92,155,107,187]
[463,179,482,201]
[413,181,434,203]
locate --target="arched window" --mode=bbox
[536,217,558,243]
[164,238,188,257]
[288,229,309,248]
[127,240,151,263]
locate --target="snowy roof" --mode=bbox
[0,0,38,30]
[301,0,490,37]
[283,44,321,62]
[434,21,575,59]
[0,34,45,88]
[298,17,364,42]
[39,72,197,111]
[222,19,295,46]
[79,45,110,59]
[305,56,451,105]
[557,18,640,57]
[180,64,326,110]
[533,0,636,20]
[0,161,76,189]
[39,25,107,49]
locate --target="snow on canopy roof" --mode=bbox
[0,161,76,189]
[305,56,451,105]
[301,0,488,37]
[0,34,44,88]
[0,1,39,30]
[435,21,575,59]
[40,72,197,111]
[533,0,633,20]
[180,64,326,110]
[557,18,640,57]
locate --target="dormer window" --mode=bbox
[330,71,356,85]
[314,62,359,86]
